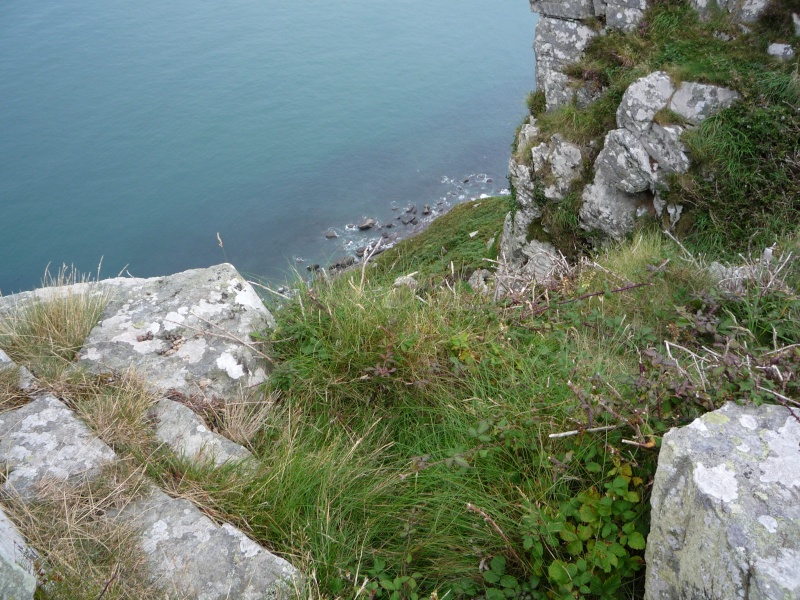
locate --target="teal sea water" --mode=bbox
[0,0,536,293]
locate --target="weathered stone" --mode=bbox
[531,135,584,201]
[0,395,117,499]
[509,158,537,212]
[0,506,36,600]
[0,349,35,392]
[358,218,376,230]
[689,0,769,23]
[517,121,540,150]
[640,124,690,177]
[79,264,272,402]
[594,129,656,194]
[793,13,800,36]
[616,71,675,136]
[468,269,494,296]
[530,0,596,20]
[152,398,252,467]
[669,82,741,125]
[580,174,647,240]
[605,2,646,31]
[645,402,800,599]
[767,43,795,60]
[116,487,298,600]
[534,17,598,110]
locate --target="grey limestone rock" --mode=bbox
[152,398,253,467]
[116,487,298,600]
[605,3,647,31]
[794,12,800,36]
[467,269,494,296]
[669,81,741,125]
[531,134,584,200]
[0,349,35,392]
[0,506,36,600]
[579,174,647,240]
[767,43,795,60]
[0,395,117,499]
[529,0,596,20]
[79,264,272,402]
[645,402,800,600]
[517,121,540,149]
[534,17,599,110]
[594,128,656,194]
[509,158,537,211]
[616,71,675,136]
[641,124,690,177]
[689,0,769,23]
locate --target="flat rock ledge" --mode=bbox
[0,266,298,598]
[0,393,297,599]
[645,402,800,599]
[78,263,273,401]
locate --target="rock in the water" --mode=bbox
[616,71,674,136]
[79,264,272,402]
[325,230,338,239]
[114,487,299,599]
[645,402,800,599]
[668,81,741,125]
[767,42,795,60]
[358,218,376,230]
[0,506,36,600]
[151,398,253,467]
[0,395,117,499]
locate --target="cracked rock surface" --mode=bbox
[645,402,800,600]
[78,263,273,401]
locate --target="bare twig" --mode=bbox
[548,424,621,439]
[96,563,121,600]
[466,503,525,566]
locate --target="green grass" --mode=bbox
[375,196,512,284]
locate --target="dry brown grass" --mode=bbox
[0,365,30,414]
[0,460,164,600]
[0,266,110,381]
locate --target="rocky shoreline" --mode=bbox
[298,172,508,275]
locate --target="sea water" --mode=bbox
[0,0,536,293]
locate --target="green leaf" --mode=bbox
[548,561,572,586]
[453,456,470,469]
[566,540,583,556]
[477,419,491,434]
[490,555,506,575]
[628,532,646,550]
[485,589,505,600]
[499,574,518,589]
[584,461,602,473]
[484,571,501,584]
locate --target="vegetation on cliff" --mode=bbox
[1,1,798,599]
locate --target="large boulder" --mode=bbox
[668,82,741,125]
[645,402,800,599]
[531,134,585,200]
[594,128,656,194]
[616,71,675,136]
[79,264,273,402]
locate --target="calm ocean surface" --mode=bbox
[0,0,536,293]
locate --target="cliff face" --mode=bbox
[500,0,771,288]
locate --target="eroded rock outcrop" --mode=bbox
[645,402,800,599]
[79,263,272,400]
[0,265,299,598]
